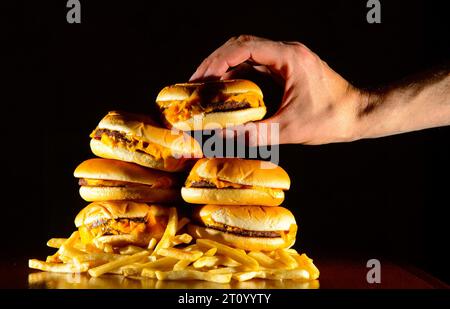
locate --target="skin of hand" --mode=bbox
[190,35,450,146]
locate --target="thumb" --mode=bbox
[221,115,282,147]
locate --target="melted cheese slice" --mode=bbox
[97,133,185,170]
[81,178,172,189]
[185,174,283,197]
[159,92,264,123]
[79,215,168,245]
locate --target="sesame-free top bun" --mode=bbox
[188,205,297,251]
[74,158,177,187]
[74,201,169,228]
[156,80,266,131]
[95,111,203,158]
[90,111,202,171]
[188,158,290,189]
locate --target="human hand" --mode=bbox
[190,35,366,145]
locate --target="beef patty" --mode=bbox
[203,223,282,238]
[202,101,251,112]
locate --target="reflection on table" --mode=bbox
[28,272,319,289]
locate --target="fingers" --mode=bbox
[220,63,273,80]
[190,35,291,81]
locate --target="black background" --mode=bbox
[9,0,449,285]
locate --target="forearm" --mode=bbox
[353,67,450,140]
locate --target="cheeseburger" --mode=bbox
[90,111,203,172]
[74,158,179,203]
[75,201,170,248]
[156,79,266,130]
[181,158,290,206]
[188,205,297,251]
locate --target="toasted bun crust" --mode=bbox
[188,224,296,251]
[74,201,169,227]
[96,111,202,158]
[169,107,266,131]
[74,158,176,186]
[193,205,296,232]
[188,158,290,189]
[181,187,284,206]
[156,79,263,102]
[90,139,187,172]
[79,186,179,203]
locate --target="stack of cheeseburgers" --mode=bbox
[29,80,319,284]
[181,158,297,252]
[73,110,202,250]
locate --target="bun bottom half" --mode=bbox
[187,224,296,252]
[93,234,150,248]
[79,186,179,203]
[181,187,284,206]
[169,107,267,131]
[90,139,186,172]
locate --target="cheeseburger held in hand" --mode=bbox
[181,158,290,206]
[74,158,179,203]
[188,205,297,251]
[156,79,266,130]
[75,201,170,248]
[90,111,203,172]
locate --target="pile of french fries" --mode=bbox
[29,208,319,284]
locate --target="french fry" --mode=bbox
[103,244,114,253]
[248,251,283,268]
[232,271,258,282]
[197,239,259,270]
[73,241,101,253]
[291,253,320,280]
[46,238,67,249]
[170,234,193,246]
[46,254,61,263]
[119,245,144,255]
[155,270,232,284]
[204,248,217,257]
[173,259,191,271]
[207,267,238,274]
[120,263,144,277]
[193,256,219,269]
[217,255,241,267]
[183,244,201,252]
[65,231,80,247]
[139,257,178,270]
[147,238,157,250]
[29,259,89,273]
[176,217,190,232]
[60,244,121,265]
[88,250,150,277]
[276,249,298,269]
[58,244,86,262]
[157,248,203,261]
[151,207,177,256]
[237,249,247,255]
